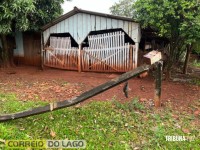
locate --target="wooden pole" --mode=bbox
[135,42,139,68]
[40,32,44,70]
[129,45,133,70]
[154,61,162,107]
[78,44,82,72]
[0,65,150,122]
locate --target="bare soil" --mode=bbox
[0,66,199,111]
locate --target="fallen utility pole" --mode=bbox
[0,65,150,122]
[154,61,163,107]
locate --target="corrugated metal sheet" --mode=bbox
[42,8,141,45]
[41,7,138,30]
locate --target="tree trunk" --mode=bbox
[183,44,192,74]
[0,34,15,68]
[164,42,174,80]
[164,39,183,80]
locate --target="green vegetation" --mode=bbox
[191,78,200,86]
[134,0,200,71]
[110,0,135,18]
[0,93,199,149]
[193,40,200,55]
[192,59,200,68]
[111,0,200,73]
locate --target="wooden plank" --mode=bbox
[50,25,56,34]
[82,14,88,41]
[69,49,78,67]
[100,17,107,30]
[47,50,64,65]
[123,21,129,35]
[0,65,150,122]
[131,22,139,42]
[43,29,50,46]
[103,37,106,71]
[90,36,94,69]
[82,48,85,70]
[87,15,92,33]
[64,19,69,33]
[96,16,101,30]
[68,16,74,39]
[105,33,110,70]
[88,36,91,48]
[60,21,65,33]
[97,35,100,71]
[78,44,82,72]
[118,20,124,29]
[135,42,139,67]
[113,32,117,69]
[56,22,61,33]
[96,34,99,71]
[133,45,135,68]
[91,15,96,30]
[84,48,91,70]
[127,44,130,70]
[128,22,132,37]
[122,44,125,71]
[73,14,78,43]
[119,31,124,70]
[106,18,112,29]
[111,19,118,29]
[129,45,133,70]
[83,51,119,71]
[57,37,62,48]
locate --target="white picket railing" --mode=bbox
[44,31,136,72]
[82,31,136,72]
[44,37,78,70]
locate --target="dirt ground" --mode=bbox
[0,66,199,111]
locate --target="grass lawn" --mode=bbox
[0,93,199,149]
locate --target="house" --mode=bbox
[41,7,141,72]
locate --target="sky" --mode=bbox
[62,0,119,14]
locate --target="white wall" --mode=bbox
[43,13,141,45]
[14,32,24,57]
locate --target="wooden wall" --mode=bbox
[14,32,24,65]
[23,32,41,66]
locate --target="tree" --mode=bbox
[0,0,35,67]
[0,0,67,67]
[110,0,135,18]
[134,0,200,74]
[28,0,65,31]
[193,40,200,56]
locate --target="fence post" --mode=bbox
[154,61,163,107]
[135,42,139,68]
[41,33,44,70]
[129,45,133,70]
[78,44,82,72]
